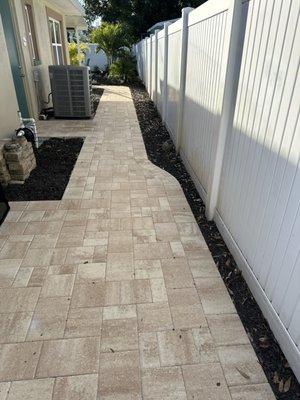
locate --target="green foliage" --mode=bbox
[91,22,131,65]
[109,52,137,83]
[68,42,88,65]
[84,0,207,40]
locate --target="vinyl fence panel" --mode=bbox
[216,0,300,377]
[156,29,165,114]
[181,1,232,196]
[165,19,182,142]
[134,0,300,380]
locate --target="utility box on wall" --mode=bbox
[49,65,93,118]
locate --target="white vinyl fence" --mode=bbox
[134,0,300,381]
[85,44,108,70]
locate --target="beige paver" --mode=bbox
[36,337,100,378]
[7,378,54,400]
[101,318,138,352]
[207,313,250,346]
[0,312,33,343]
[65,307,102,338]
[26,297,70,341]
[229,383,276,400]
[142,366,187,399]
[71,282,106,308]
[103,304,137,320]
[139,332,160,369]
[0,86,274,398]
[218,344,268,386]
[0,382,10,400]
[53,374,98,400]
[0,341,42,381]
[182,363,231,400]
[99,350,141,399]
[40,274,75,298]
[157,329,200,366]
[137,302,173,332]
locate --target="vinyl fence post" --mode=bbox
[176,7,193,154]
[145,39,148,87]
[206,0,246,220]
[135,43,139,77]
[162,22,171,123]
[149,35,153,96]
[143,40,146,84]
[153,29,160,104]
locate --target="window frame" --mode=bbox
[23,2,40,65]
[46,7,67,66]
[49,17,63,65]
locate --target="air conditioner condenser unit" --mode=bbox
[49,65,93,118]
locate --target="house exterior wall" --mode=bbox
[11,0,70,118]
[0,0,73,139]
[0,15,19,140]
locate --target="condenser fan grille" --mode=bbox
[49,66,93,118]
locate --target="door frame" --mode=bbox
[7,0,33,117]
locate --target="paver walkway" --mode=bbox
[0,87,275,399]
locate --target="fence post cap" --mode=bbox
[182,7,194,16]
[164,21,172,28]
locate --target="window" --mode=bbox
[24,3,39,64]
[49,17,63,65]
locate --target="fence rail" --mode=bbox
[134,0,300,381]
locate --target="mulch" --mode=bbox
[130,82,300,400]
[4,88,104,202]
[4,138,84,201]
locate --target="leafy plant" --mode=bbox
[68,42,88,65]
[109,52,137,83]
[91,23,131,66]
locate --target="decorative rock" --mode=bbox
[0,145,11,186]
[162,139,174,153]
[4,142,22,152]
[2,138,36,183]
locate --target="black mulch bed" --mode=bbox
[130,82,300,400]
[91,74,122,86]
[5,138,84,201]
[92,88,104,115]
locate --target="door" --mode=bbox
[0,0,29,117]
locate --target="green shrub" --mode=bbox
[91,23,131,66]
[69,42,88,65]
[109,52,137,83]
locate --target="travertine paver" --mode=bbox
[0,86,275,399]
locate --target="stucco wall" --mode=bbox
[11,0,70,118]
[0,15,19,140]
